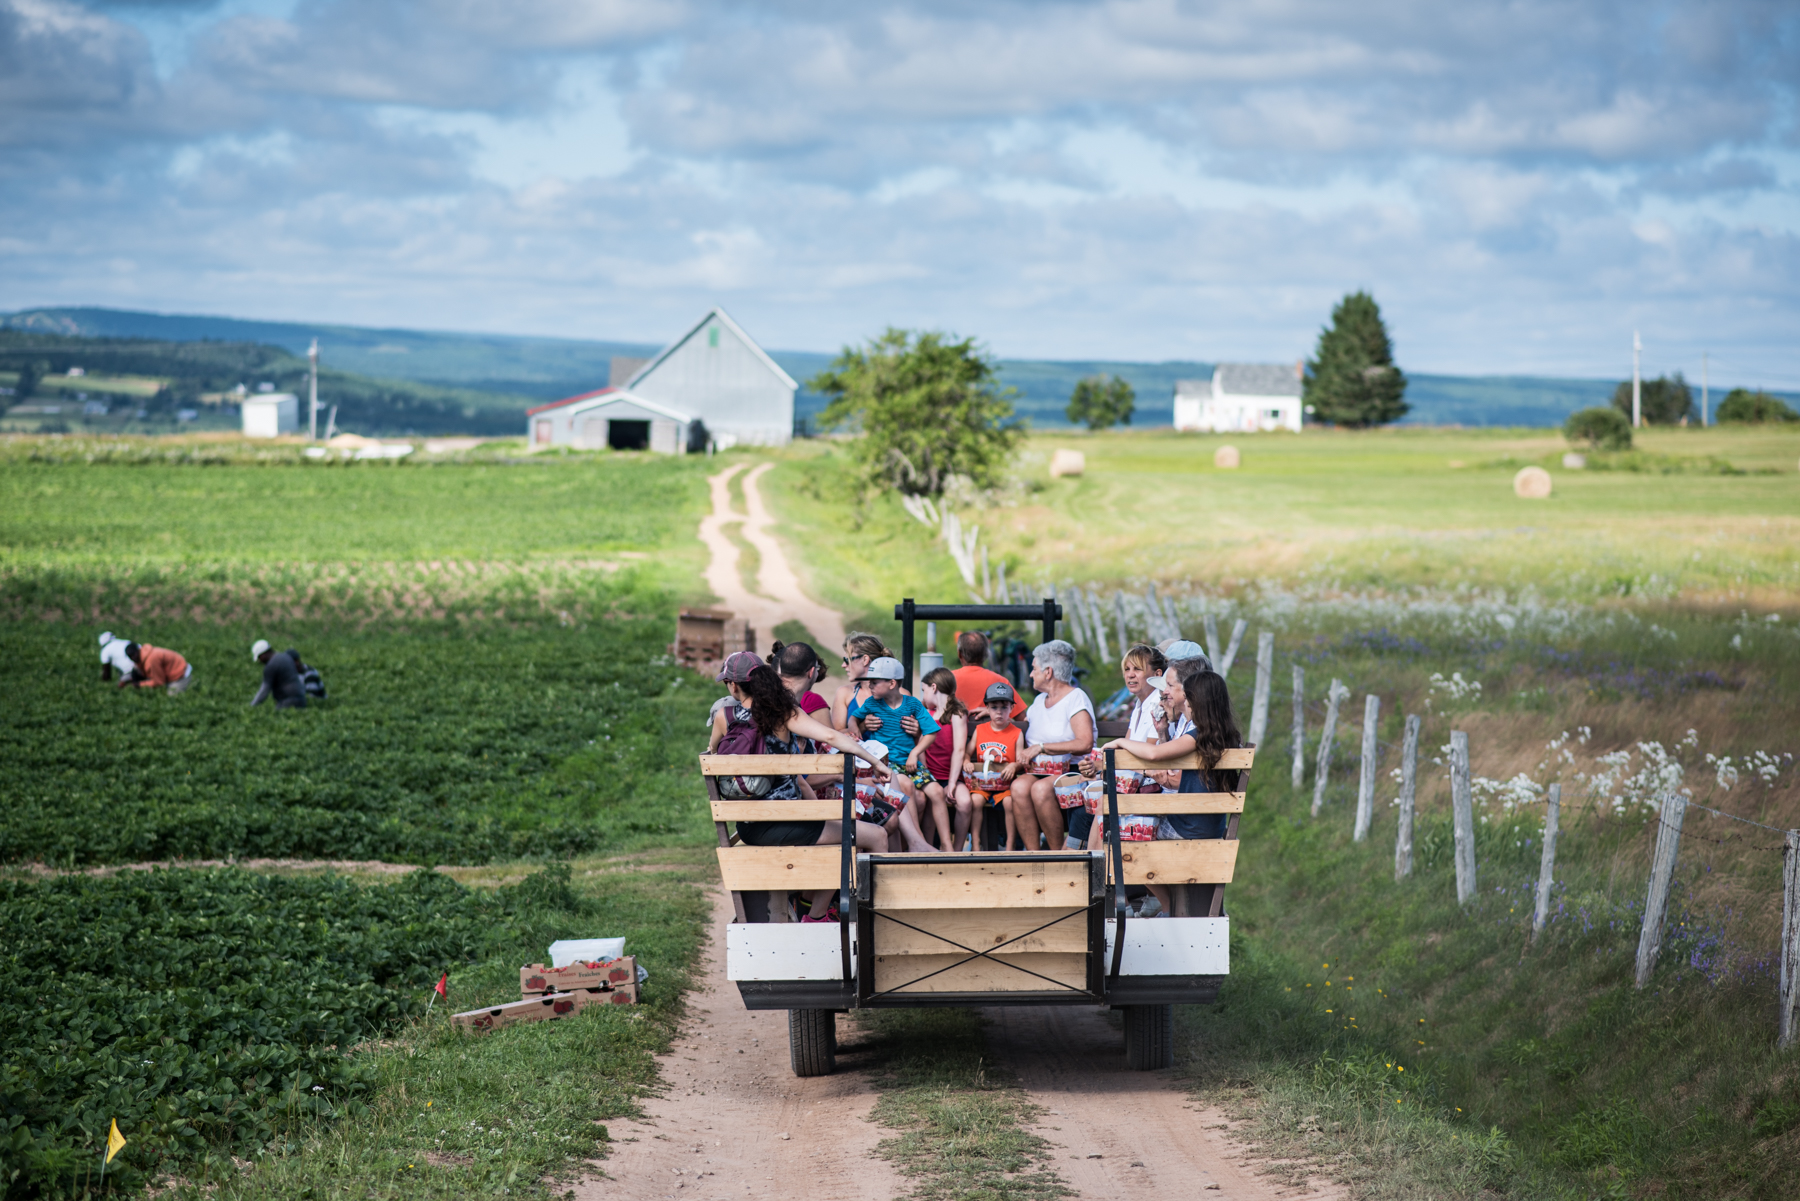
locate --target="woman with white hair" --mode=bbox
[1005,639,1094,851]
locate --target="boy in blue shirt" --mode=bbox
[848,657,941,841]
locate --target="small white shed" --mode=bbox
[526,388,692,454]
[1173,363,1304,433]
[242,393,299,438]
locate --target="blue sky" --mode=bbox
[2,0,1797,386]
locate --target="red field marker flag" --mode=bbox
[427,972,449,1014]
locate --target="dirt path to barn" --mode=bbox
[657,459,1340,1200]
[698,460,846,675]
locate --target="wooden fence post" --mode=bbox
[1451,730,1475,904]
[1533,783,1561,936]
[1143,585,1163,642]
[1216,619,1247,675]
[1312,680,1348,817]
[1781,831,1800,1050]
[1088,588,1110,664]
[1395,714,1419,880]
[1113,591,1128,657]
[1354,694,1380,842]
[1247,632,1274,748]
[1203,613,1220,663]
[1291,666,1306,791]
[1635,792,1688,988]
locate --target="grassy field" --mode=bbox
[759,426,1800,1199]
[0,442,725,1197]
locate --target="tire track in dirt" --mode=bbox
[983,1006,1345,1200]
[572,889,898,1201]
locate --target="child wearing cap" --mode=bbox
[964,681,1025,849]
[847,657,942,851]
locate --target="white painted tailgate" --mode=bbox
[1104,916,1229,976]
[726,921,854,981]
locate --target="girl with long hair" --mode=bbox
[1101,665,1243,914]
[913,666,973,849]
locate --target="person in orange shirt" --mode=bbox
[950,631,1026,722]
[123,642,194,694]
[964,681,1026,849]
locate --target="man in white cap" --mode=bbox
[98,631,136,684]
[250,639,308,709]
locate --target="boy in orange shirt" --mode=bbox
[964,681,1025,850]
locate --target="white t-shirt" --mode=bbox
[1025,687,1096,750]
[100,638,136,678]
[1127,694,1161,743]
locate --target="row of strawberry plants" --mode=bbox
[0,864,599,1197]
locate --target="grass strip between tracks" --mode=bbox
[854,1008,1070,1201]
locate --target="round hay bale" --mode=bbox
[1561,452,1587,469]
[1049,448,1085,478]
[1513,466,1553,499]
[1214,445,1241,469]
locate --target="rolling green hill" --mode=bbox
[7,306,1771,432]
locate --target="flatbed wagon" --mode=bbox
[706,601,1252,1075]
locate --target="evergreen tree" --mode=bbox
[1302,291,1408,427]
[1066,374,1135,430]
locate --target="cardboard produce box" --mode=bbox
[452,989,600,1033]
[520,956,636,997]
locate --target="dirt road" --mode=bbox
[590,457,1340,1200]
[698,461,845,669]
[986,1006,1345,1201]
[573,890,898,1201]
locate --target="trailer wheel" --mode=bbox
[1123,1004,1174,1070]
[788,1009,837,1077]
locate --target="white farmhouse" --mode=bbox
[1173,363,1304,433]
[526,389,692,454]
[242,393,299,438]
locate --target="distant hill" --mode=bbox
[5,305,1735,430]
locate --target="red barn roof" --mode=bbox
[526,387,615,417]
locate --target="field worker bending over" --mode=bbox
[1007,640,1094,852]
[1102,665,1241,916]
[112,639,195,693]
[847,656,941,852]
[98,631,138,684]
[250,639,307,709]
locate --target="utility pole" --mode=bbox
[1631,330,1642,429]
[308,339,320,440]
[1701,351,1709,427]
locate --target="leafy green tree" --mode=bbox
[812,328,1024,496]
[1610,373,1693,425]
[1716,388,1798,424]
[1302,291,1408,427]
[1066,374,1135,430]
[1563,406,1632,451]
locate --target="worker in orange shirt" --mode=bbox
[121,641,195,694]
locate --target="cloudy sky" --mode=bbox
[3,0,1797,382]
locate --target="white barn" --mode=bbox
[527,388,693,454]
[1173,363,1304,433]
[623,308,797,447]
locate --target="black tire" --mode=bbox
[1123,1004,1174,1070]
[788,1009,837,1077]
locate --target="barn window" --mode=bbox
[708,324,719,348]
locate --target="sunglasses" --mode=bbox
[842,653,870,664]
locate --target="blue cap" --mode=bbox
[1165,639,1209,662]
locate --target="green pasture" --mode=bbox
[758,429,1800,1198]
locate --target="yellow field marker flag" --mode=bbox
[105,1120,126,1164]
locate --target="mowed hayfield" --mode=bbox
[759,424,1800,1199]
